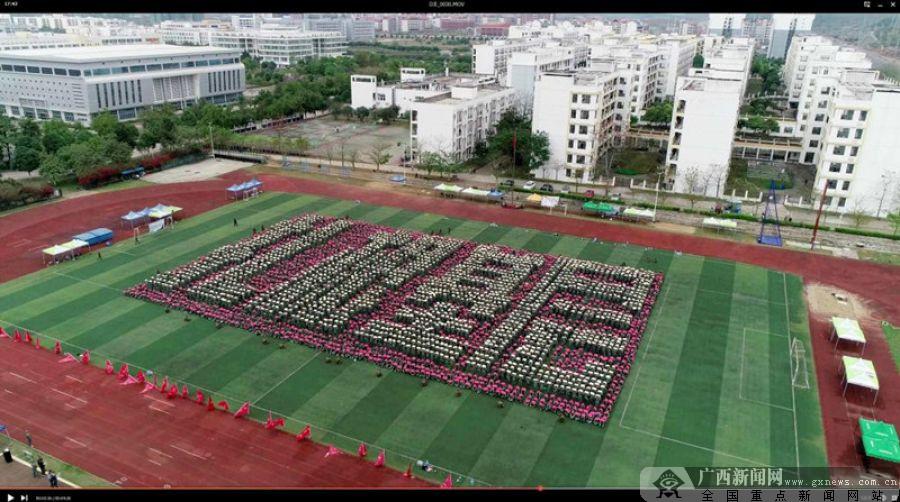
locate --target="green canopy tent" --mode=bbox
[859,418,900,464]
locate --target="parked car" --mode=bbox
[523,181,536,190]
[540,184,554,192]
[584,190,595,198]
[501,179,515,187]
[560,185,571,195]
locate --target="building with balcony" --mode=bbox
[409,83,517,163]
[531,70,630,183]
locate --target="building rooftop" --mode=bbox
[417,83,510,104]
[0,43,237,62]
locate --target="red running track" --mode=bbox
[0,338,430,488]
[3,170,900,477]
[0,181,233,284]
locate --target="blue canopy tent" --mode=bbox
[487,188,504,200]
[227,179,263,200]
[72,228,113,248]
[390,174,407,184]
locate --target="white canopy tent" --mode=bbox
[841,355,879,404]
[831,317,867,354]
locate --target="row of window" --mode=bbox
[0,57,240,78]
[208,70,241,94]
[95,80,143,110]
[827,162,855,174]
[825,179,852,192]
[2,105,77,122]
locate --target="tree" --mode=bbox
[13,134,42,173]
[41,120,75,154]
[486,110,550,179]
[888,210,900,237]
[0,116,18,169]
[681,166,704,210]
[367,142,392,173]
[114,122,140,148]
[348,149,359,170]
[692,54,704,68]
[91,112,119,138]
[641,100,673,125]
[847,200,871,229]
[354,107,370,121]
[139,106,179,149]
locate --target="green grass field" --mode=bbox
[0,192,827,487]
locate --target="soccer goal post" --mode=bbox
[790,337,810,390]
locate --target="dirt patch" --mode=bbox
[652,222,696,235]
[143,158,254,184]
[805,282,876,323]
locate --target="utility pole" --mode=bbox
[209,125,217,161]
[653,171,664,222]
[810,183,829,250]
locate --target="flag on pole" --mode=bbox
[324,445,341,458]
[217,400,229,412]
[265,413,285,430]
[440,474,453,488]
[105,360,114,375]
[58,353,77,363]
[357,443,368,458]
[195,390,204,405]
[54,341,61,355]
[80,351,90,365]
[233,402,251,419]
[153,374,158,388]
[34,338,41,350]
[135,370,145,384]
[296,425,311,442]
[13,330,21,342]
[159,377,168,394]
[0,327,8,338]
[206,397,215,411]
[181,385,189,399]
[118,364,130,380]
[374,449,385,468]
[24,331,32,344]
[403,464,412,478]
[166,384,178,399]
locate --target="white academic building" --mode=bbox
[506,44,590,115]
[0,44,245,124]
[409,83,517,163]
[208,29,346,67]
[472,39,544,81]
[531,70,630,184]
[767,14,815,61]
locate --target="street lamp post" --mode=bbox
[209,125,217,161]
[653,171,664,222]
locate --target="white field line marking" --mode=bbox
[51,271,124,293]
[149,448,172,458]
[4,389,14,394]
[52,388,87,404]
[149,404,171,415]
[618,422,770,466]
[65,375,84,383]
[739,328,795,412]
[170,444,206,460]
[784,272,801,473]
[251,350,323,406]
[65,437,88,448]
[618,283,671,428]
[9,372,37,384]
[148,459,162,466]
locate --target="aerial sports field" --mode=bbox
[0,188,832,487]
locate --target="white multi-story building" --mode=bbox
[208,29,345,67]
[507,44,590,115]
[664,74,744,197]
[351,69,496,115]
[589,44,665,119]
[707,14,746,38]
[472,39,544,81]
[813,70,900,216]
[11,14,130,32]
[656,34,700,98]
[157,21,214,46]
[531,70,629,183]
[0,44,245,124]
[768,14,815,61]
[782,37,872,165]
[698,38,754,96]
[0,33,88,51]
[409,83,517,162]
